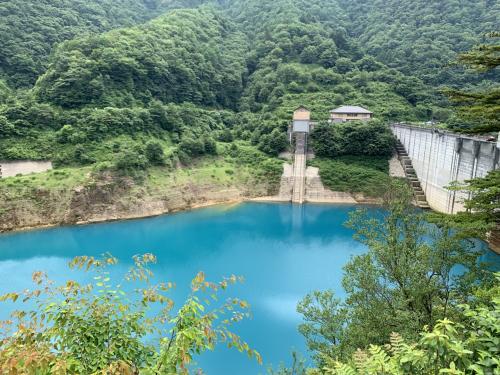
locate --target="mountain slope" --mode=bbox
[339,0,500,86]
[0,0,205,88]
[34,8,247,109]
[0,0,497,167]
[221,0,429,121]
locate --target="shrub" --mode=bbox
[0,115,15,137]
[145,141,165,165]
[74,144,96,165]
[0,254,261,374]
[203,137,217,155]
[179,137,205,156]
[309,157,390,196]
[219,128,234,142]
[310,119,395,158]
[52,151,75,167]
[319,273,500,374]
[258,128,288,155]
[56,124,74,143]
[115,148,148,171]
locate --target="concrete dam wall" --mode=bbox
[391,124,499,214]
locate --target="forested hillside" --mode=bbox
[339,0,500,86]
[0,0,204,87]
[34,9,247,109]
[0,0,498,167]
[233,0,430,121]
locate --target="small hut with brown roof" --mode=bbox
[292,106,311,133]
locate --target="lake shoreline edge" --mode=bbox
[0,195,385,235]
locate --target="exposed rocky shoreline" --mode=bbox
[0,156,391,234]
[0,176,384,234]
[0,172,273,233]
[0,157,405,234]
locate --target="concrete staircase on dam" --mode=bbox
[395,141,430,209]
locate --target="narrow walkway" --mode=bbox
[291,133,306,204]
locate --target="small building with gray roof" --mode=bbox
[329,105,373,122]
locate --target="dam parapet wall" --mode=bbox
[391,123,499,214]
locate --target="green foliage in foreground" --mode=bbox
[297,181,492,364]
[0,254,261,374]
[461,169,500,227]
[276,278,499,374]
[316,274,500,375]
[309,156,390,197]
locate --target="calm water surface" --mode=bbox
[0,203,498,374]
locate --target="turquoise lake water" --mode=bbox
[0,202,498,374]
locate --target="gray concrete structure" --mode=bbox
[391,124,499,214]
[292,133,306,204]
[0,160,53,178]
[293,120,310,133]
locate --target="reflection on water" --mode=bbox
[0,202,498,374]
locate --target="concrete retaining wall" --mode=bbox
[0,160,53,178]
[391,124,499,214]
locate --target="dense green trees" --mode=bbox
[340,0,499,86]
[234,0,433,122]
[444,33,500,133]
[0,101,245,164]
[0,0,497,169]
[34,9,247,109]
[310,120,395,158]
[257,128,289,155]
[0,0,205,87]
[297,182,490,363]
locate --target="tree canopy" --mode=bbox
[0,0,497,167]
[444,33,500,133]
[297,181,492,363]
[0,0,205,87]
[34,8,247,110]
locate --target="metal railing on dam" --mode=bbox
[391,123,499,214]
